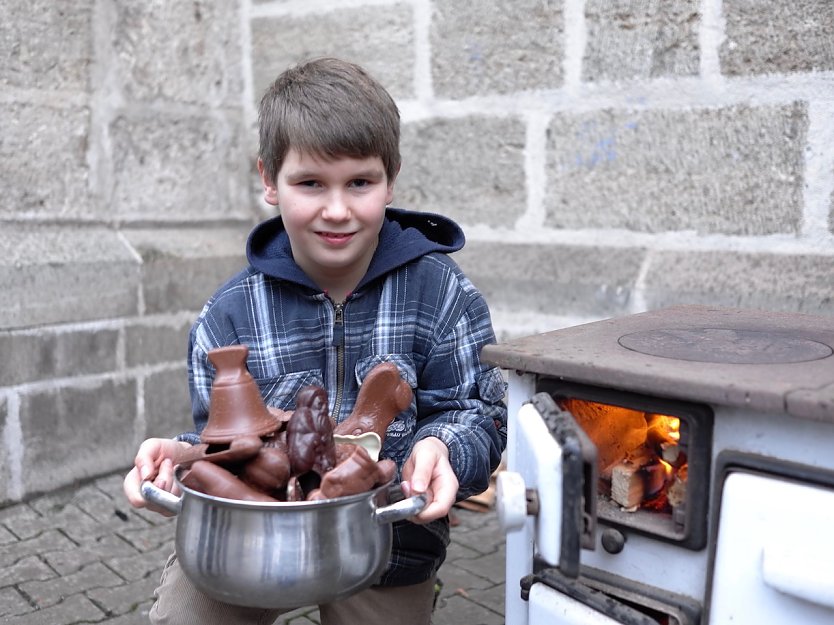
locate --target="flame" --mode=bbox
[559,398,688,513]
[667,417,680,441]
[646,413,680,445]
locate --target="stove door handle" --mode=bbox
[762,539,834,610]
[496,471,537,532]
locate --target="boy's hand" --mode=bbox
[400,437,458,524]
[123,438,191,515]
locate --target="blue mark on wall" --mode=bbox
[572,119,640,169]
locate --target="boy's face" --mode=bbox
[258,149,395,298]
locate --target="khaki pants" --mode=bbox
[149,553,437,625]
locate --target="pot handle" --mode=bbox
[374,493,428,525]
[140,480,183,516]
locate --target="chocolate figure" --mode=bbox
[181,460,279,502]
[286,386,337,478]
[334,362,412,443]
[308,446,398,501]
[200,345,282,443]
[239,445,292,496]
[182,359,409,503]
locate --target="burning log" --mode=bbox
[611,459,670,509]
[667,464,688,508]
[559,398,647,477]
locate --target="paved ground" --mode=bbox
[0,472,505,625]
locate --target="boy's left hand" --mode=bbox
[400,437,458,524]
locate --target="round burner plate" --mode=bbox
[618,328,834,364]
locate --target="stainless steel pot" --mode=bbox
[141,471,427,609]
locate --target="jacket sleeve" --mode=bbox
[412,287,508,501]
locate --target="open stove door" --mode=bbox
[498,392,597,575]
[498,390,608,623]
[498,390,666,625]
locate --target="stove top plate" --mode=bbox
[618,328,834,364]
[482,305,834,422]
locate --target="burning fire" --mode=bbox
[558,398,688,513]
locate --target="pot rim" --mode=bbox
[173,467,396,511]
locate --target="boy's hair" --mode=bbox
[258,57,401,184]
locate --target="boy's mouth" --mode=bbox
[317,231,354,244]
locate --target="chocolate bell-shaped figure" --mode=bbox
[286,386,337,478]
[334,362,412,443]
[200,345,282,444]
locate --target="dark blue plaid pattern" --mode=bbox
[180,252,507,585]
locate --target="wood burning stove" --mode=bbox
[483,305,834,625]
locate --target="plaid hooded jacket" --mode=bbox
[178,207,508,587]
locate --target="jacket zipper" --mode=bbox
[332,300,345,420]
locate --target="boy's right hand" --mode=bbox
[123,438,191,514]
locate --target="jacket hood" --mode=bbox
[246,207,465,292]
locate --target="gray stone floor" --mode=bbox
[0,472,505,624]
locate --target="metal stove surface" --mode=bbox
[482,305,834,422]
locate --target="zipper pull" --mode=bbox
[333,301,344,346]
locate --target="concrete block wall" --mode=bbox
[250,0,834,336]
[2,0,834,504]
[0,0,254,504]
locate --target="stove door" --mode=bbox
[525,573,662,625]
[497,391,597,576]
[709,471,834,624]
[528,582,645,624]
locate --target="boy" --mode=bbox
[123,57,507,625]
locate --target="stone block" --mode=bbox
[110,112,251,222]
[0,395,8,503]
[396,116,526,227]
[0,0,93,92]
[0,555,55,592]
[584,0,699,81]
[44,533,138,577]
[828,193,834,234]
[0,529,76,568]
[86,576,159,618]
[112,1,243,105]
[0,104,91,219]
[0,594,104,625]
[454,241,645,317]
[0,226,140,330]
[720,0,834,75]
[642,250,834,315]
[19,562,121,610]
[144,366,194,439]
[125,317,193,368]
[0,588,31,619]
[122,226,250,314]
[19,378,137,495]
[250,6,415,101]
[544,103,807,234]
[0,328,119,387]
[430,1,564,97]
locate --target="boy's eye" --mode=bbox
[299,180,320,188]
[350,179,370,188]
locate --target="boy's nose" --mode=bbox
[322,192,350,220]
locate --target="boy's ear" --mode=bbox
[257,158,280,206]
[385,163,400,206]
